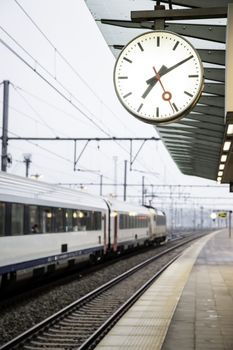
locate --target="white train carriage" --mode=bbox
[0,172,108,283]
[147,207,167,244]
[107,199,152,252]
[104,200,167,253]
[0,172,167,286]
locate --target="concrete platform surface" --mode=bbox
[95,229,233,349]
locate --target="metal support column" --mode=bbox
[229,210,232,238]
[1,80,9,172]
[142,176,145,205]
[123,160,127,201]
[100,174,103,196]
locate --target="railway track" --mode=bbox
[0,231,210,350]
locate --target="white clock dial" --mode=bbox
[113,30,204,124]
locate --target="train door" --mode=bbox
[111,212,118,252]
[103,199,118,253]
[102,212,107,254]
[102,199,112,253]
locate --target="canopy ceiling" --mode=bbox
[85,0,232,181]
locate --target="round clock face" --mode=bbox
[113,30,204,124]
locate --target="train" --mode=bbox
[0,172,167,287]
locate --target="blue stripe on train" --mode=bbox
[0,245,103,274]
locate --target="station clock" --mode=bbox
[113,30,204,124]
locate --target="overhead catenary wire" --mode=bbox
[9,86,94,127]
[13,0,134,135]
[2,128,73,164]
[11,84,59,137]
[0,24,119,141]
[0,33,111,137]
[0,29,133,157]
[6,128,115,182]
[0,22,165,181]
[10,1,165,179]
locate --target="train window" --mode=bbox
[157,215,166,226]
[73,210,102,231]
[93,211,101,230]
[125,215,129,229]
[119,214,127,229]
[138,215,149,228]
[119,214,123,229]
[86,211,92,230]
[129,216,133,228]
[0,202,5,236]
[65,209,73,232]
[29,205,40,233]
[72,210,78,231]
[41,207,53,233]
[73,210,85,231]
[54,208,64,232]
[11,203,24,235]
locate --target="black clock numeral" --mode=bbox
[157,37,160,47]
[118,76,128,79]
[184,91,193,97]
[173,41,179,51]
[137,103,143,112]
[172,103,178,112]
[156,107,159,118]
[123,57,132,63]
[123,92,132,99]
[138,43,144,51]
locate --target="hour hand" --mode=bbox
[142,80,157,99]
[142,65,168,99]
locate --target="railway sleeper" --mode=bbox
[30,340,79,347]
[43,332,86,337]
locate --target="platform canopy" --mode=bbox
[85,0,232,182]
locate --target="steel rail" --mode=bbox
[0,232,209,350]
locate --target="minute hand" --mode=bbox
[146,55,194,85]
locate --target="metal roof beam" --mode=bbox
[171,154,220,161]
[169,153,220,161]
[193,105,224,117]
[159,133,222,143]
[174,158,218,166]
[158,126,224,138]
[168,143,221,152]
[203,68,225,83]
[100,21,226,43]
[171,156,219,163]
[199,95,224,107]
[161,136,222,147]
[168,146,220,155]
[185,113,224,125]
[177,120,225,132]
[203,83,225,96]
[131,7,228,22]
[161,0,233,9]
[198,50,225,66]
[166,23,226,43]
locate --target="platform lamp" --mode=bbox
[217,112,233,185]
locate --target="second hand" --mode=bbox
[153,66,174,113]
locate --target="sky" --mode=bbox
[0,0,233,221]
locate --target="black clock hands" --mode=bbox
[146,55,193,86]
[141,65,168,99]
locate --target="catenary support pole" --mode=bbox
[123,160,127,201]
[1,80,9,172]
